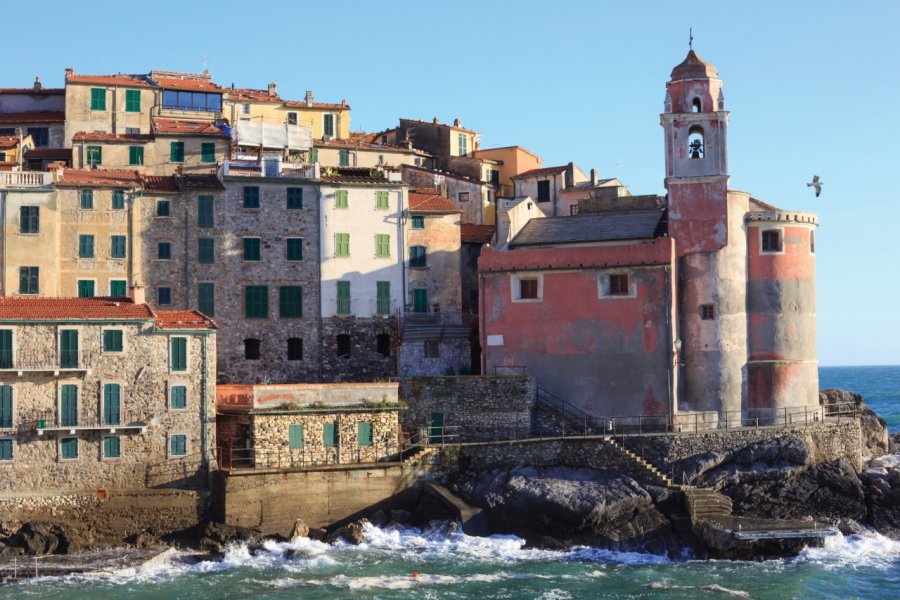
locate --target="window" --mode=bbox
[688,126,704,159]
[103,329,123,353]
[519,278,539,300]
[0,331,12,369]
[244,338,261,360]
[170,337,187,371]
[245,285,269,318]
[125,127,140,135]
[27,127,49,147]
[323,422,338,447]
[198,238,214,264]
[110,235,126,259]
[19,206,39,233]
[279,286,303,318]
[376,190,389,210]
[110,280,127,296]
[458,133,468,156]
[201,142,215,163]
[157,242,171,260]
[243,186,260,208]
[157,200,171,217]
[458,191,469,203]
[490,169,500,186]
[18,267,38,294]
[335,233,350,257]
[77,280,95,298]
[90,88,106,111]
[78,235,95,258]
[287,338,303,361]
[375,234,390,258]
[411,215,424,229]
[376,281,390,315]
[170,385,187,410]
[241,103,251,115]
[102,435,121,459]
[60,437,78,460]
[323,113,335,137]
[336,334,351,357]
[286,238,303,261]
[59,329,78,368]
[410,245,427,268]
[129,146,144,166]
[0,385,12,427]
[86,145,102,166]
[170,434,187,457]
[335,189,348,209]
[102,383,121,426]
[158,287,172,305]
[80,189,93,209]
[610,274,630,296]
[59,383,78,424]
[287,187,303,209]
[197,283,215,317]
[358,422,373,446]
[537,180,551,202]
[0,439,12,461]
[692,97,702,113]
[334,280,352,315]
[125,89,141,112]
[701,304,716,320]
[170,141,184,163]
[243,237,261,261]
[376,334,391,358]
[197,195,214,227]
[286,112,298,126]
[111,189,125,209]
[288,424,304,449]
[161,90,222,112]
[425,340,440,358]
[762,230,782,252]
[810,231,815,254]
[339,149,350,166]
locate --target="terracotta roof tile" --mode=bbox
[72,131,154,143]
[180,173,224,190]
[142,175,179,193]
[0,136,22,150]
[226,87,281,103]
[58,168,141,187]
[154,77,222,92]
[511,165,568,179]
[155,309,217,330]
[0,297,154,321]
[402,164,490,186]
[153,118,226,137]
[66,74,154,89]
[400,117,478,134]
[0,111,65,124]
[461,224,496,244]
[408,190,461,213]
[315,137,431,156]
[25,148,72,160]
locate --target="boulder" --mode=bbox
[10,522,67,556]
[326,519,368,545]
[890,433,900,455]
[388,509,413,526]
[289,519,309,540]
[369,510,389,528]
[196,522,260,555]
[837,518,866,536]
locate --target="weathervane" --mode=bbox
[689,28,693,51]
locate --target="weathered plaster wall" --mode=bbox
[320,316,398,382]
[406,212,462,314]
[1,188,61,296]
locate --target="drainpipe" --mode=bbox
[663,264,674,426]
[314,183,324,382]
[201,333,213,486]
[397,187,407,377]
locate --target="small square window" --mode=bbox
[158,242,172,260]
[287,338,303,361]
[609,274,629,296]
[411,215,424,229]
[286,238,303,261]
[157,200,171,217]
[60,437,78,460]
[158,287,172,305]
[169,434,188,457]
[243,237,261,261]
[243,186,260,208]
[170,385,187,410]
[111,190,126,209]
[761,230,782,253]
[700,304,715,320]
[244,338,261,360]
[102,435,121,459]
[287,112,298,126]
[519,278,538,300]
[287,187,303,209]
[78,235,95,258]
[86,146,102,166]
[458,192,469,203]
[103,329,124,352]
[80,189,94,209]
[128,146,144,166]
[110,280,127,296]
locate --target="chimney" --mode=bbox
[305,90,313,107]
[432,117,439,124]
[453,118,460,127]
[267,82,277,96]
[129,284,145,304]
[341,99,347,108]
[590,168,597,186]
[64,67,74,79]
[565,162,575,188]
[33,76,42,92]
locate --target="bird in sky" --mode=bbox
[807,175,823,197]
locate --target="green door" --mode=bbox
[60,384,77,426]
[60,330,79,368]
[413,289,428,313]
[429,412,444,444]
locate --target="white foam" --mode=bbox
[798,531,900,570]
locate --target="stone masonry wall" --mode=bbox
[320,316,398,382]
[399,338,471,377]
[450,438,635,473]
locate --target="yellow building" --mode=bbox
[473,146,543,198]
[0,135,35,171]
[224,85,351,141]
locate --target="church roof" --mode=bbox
[509,210,667,248]
[671,50,718,80]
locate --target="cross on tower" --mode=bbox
[689,28,693,51]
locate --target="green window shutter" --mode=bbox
[198,238,215,264]
[197,283,215,317]
[410,246,427,268]
[171,337,187,371]
[279,286,303,318]
[323,422,337,447]
[103,435,121,459]
[335,233,350,257]
[170,141,184,163]
[201,142,215,163]
[111,235,126,258]
[245,286,269,318]
[339,149,350,166]
[376,191,389,209]
[103,329,123,352]
[111,189,125,209]
[128,146,144,166]
[309,148,318,163]
[243,187,259,208]
[375,234,390,258]
[289,424,304,449]
[323,114,334,137]
[103,383,120,426]
[170,385,187,409]
[0,331,12,369]
[358,422,373,446]
[86,146,102,166]
[0,439,11,461]
[286,238,303,261]
[60,331,79,368]
[125,89,140,112]
[335,190,348,209]
[170,434,187,456]
[287,188,303,209]
[110,280,127,296]
[77,280,94,298]
[411,215,424,229]
[376,281,390,315]
[60,437,78,460]
[156,200,171,217]
[78,235,94,258]
[243,238,260,261]
[336,281,351,315]
[0,385,12,428]
[197,195,214,227]
[60,384,78,426]
[90,88,106,111]
[80,189,93,209]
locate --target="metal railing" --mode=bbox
[336,298,352,315]
[25,410,147,431]
[218,437,401,471]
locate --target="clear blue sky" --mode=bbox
[4,0,898,366]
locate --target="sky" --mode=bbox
[2,0,898,366]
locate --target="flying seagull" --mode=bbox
[807,175,823,197]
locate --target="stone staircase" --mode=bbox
[683,488,733,523]
[602,436,676,487]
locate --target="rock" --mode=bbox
[388,509,413,526]
[837,518,866,536]
[527,535,569,551]
[820,389,888,457]
[326,519,368,545]
[370,510,389,528]
[196,522,260,555]
[10,522,67,556]
[890,433,900,455]
[307,528,327,541]
[289,519,309,540]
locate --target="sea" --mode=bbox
[1,365,898,599]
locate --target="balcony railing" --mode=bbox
[27,410,147,435]
[0,171,53,188]
[376,298,391,316]
[0,360,90,376]
[336,298,351,315]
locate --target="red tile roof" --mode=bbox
[316,137,431,156]
[511,165,568,179]
[25,148,72,160]
[181,173,224,190]
[0,136,22,150]
[461,224,496,244]
[155,310,217,330]
[409,190,461,213]
[142,176,179,193]
[154,77,222,92]
[66,74,154,89]
[153,118,226,137]
[0,111,65,124]
[58,168,141,187]
[0,297,154,321]
[400,117,478,134]
[226,87,280,103]
[72,131,154,143]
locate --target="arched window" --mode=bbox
[688,126,704,159]
[692,98,702,113]
[244,338,260,360]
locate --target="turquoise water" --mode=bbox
[1,366,897,599]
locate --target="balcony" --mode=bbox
[27,410,147,436]
[0,359,90,377]
[0,171,54,189]
[223,159,318,180]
